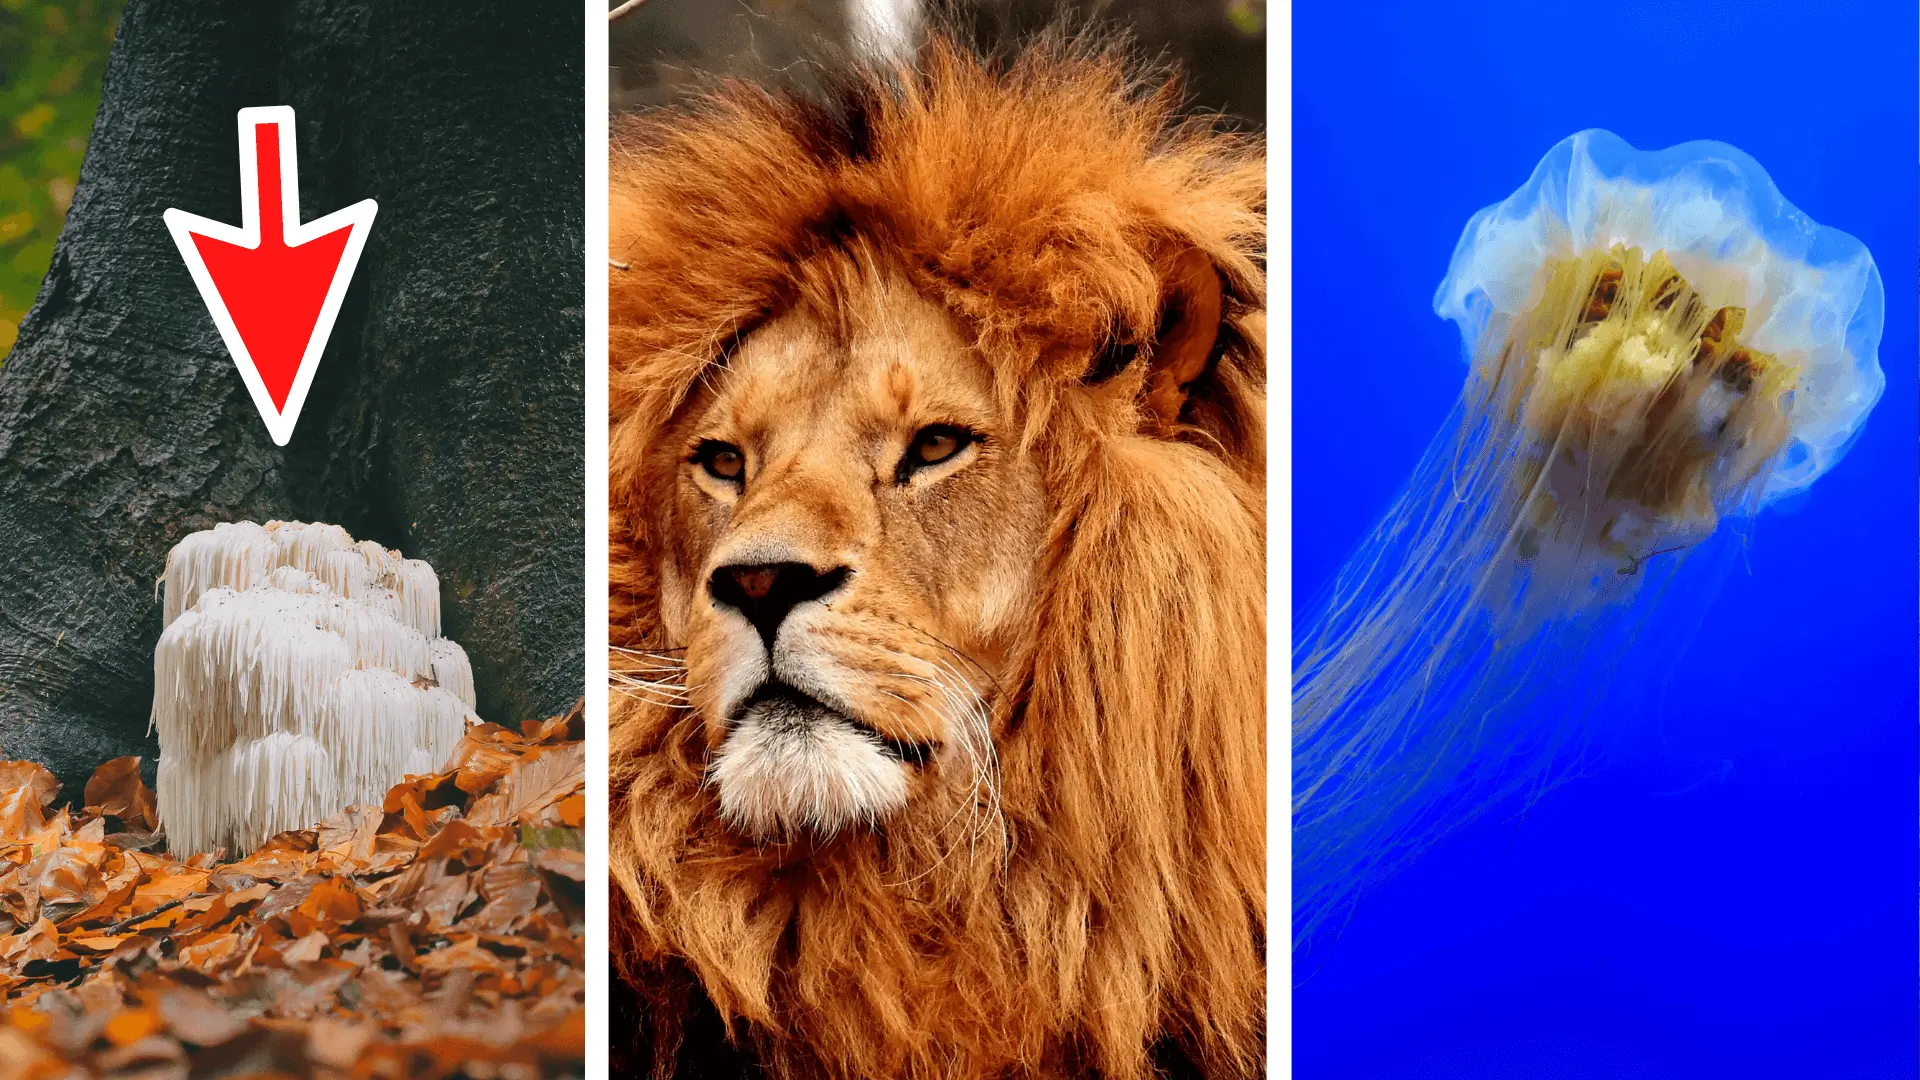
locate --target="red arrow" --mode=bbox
[164,106,377,446]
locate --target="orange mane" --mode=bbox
[610,34,1267,1080]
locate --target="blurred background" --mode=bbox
[1294,1,1916,1077]
[0,0,123,355]
[609,0,1265,129]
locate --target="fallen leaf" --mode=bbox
[381,772,462,816]
[498,744,585,827]
[29,849,105,907]
[315,805,381,864]
[295,876,362,928]
[414,937,509,978]
[65,933,133,953]
[306,1017,374,1069]
[0,763,57,809]
[158,987,249,1046]
[450,733,520,796]
[0,785,48,843]
[93,1033,184,1071]
[128,865,210,914]
[103,1006,162,1047]
[470,861,544,933]
[1,918,56,965]
[386,923,417,970]
[63,870,138,927]
[83,757,159,832]
[174,932,241,973]
[0,702,585,1073]
[279,932,327,965]
[532,849,584,882]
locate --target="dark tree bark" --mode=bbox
[0,0,583,798]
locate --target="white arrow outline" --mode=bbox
[163,105,377,447]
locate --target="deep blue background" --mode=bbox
[1293,2,1918,1076]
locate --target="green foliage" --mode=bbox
[0,0,123,356]
[1226,0,1265,36]
[519,825,584,852]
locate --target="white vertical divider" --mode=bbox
[1269,2,1294,1076]
[584,1,612,1075]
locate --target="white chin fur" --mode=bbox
[710,706,908,839]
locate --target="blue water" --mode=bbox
[1292,2,1918,1076]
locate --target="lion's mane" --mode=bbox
[609,33,1267,1080]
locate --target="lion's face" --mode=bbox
[653,270,1047,838]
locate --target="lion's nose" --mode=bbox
[709,561,850,648]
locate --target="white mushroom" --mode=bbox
[152,520,480,857]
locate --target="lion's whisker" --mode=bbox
[871,614,1005,697]
[891,662,1005,868]
[614,661,691,676]
[611,644,690,662]
[877,674,1005,883]
[610,680,691,693]
[614,689,696,709]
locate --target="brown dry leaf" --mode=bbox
[174,932,242,974]
[103,1006,162,1047]
[94,1033,184,1071]
[397,792,436,842]
[279,931,327,965]
[381,771,462,816]
[64,868,139,928]
[224,882,273,908]
[157,987,249,1047]
[28,849,105,907]
[0,703,585,1074]
[498,743,585,827]
[294,876,362,928]
[413,936,510,978]
[64,933,132,953]
[0,763,57,810]
[0,1027,59,1078]
[307,1016,374,1068]
[450,727,522,795]
[532,848,584,882]
[531,1006,586,1048]
[83,756,159,832]
[386,923,418,970]
[1,919,56,965]
[470,861,544,934]
[223,845,314,882]
[0,786,48,843]
[314,804,381,864]
[519,711,573,744]
[128,862,210,914]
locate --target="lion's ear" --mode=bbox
[1139,246,1225,427]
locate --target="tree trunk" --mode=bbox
[0,0,583,799]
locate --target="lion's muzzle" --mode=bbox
[710,683,917,838]
[704,559,934,838]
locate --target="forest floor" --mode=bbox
[0,703,586,1079]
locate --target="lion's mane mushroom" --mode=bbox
[152,521,479,857]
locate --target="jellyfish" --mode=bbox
[1292,130,1884,945]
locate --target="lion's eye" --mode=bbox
[899,425,975,481]
[694,440,746,482]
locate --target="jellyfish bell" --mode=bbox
[1294,130,1883,945]
[1442,131,1882,593]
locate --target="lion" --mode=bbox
[608,32,1267,1080]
